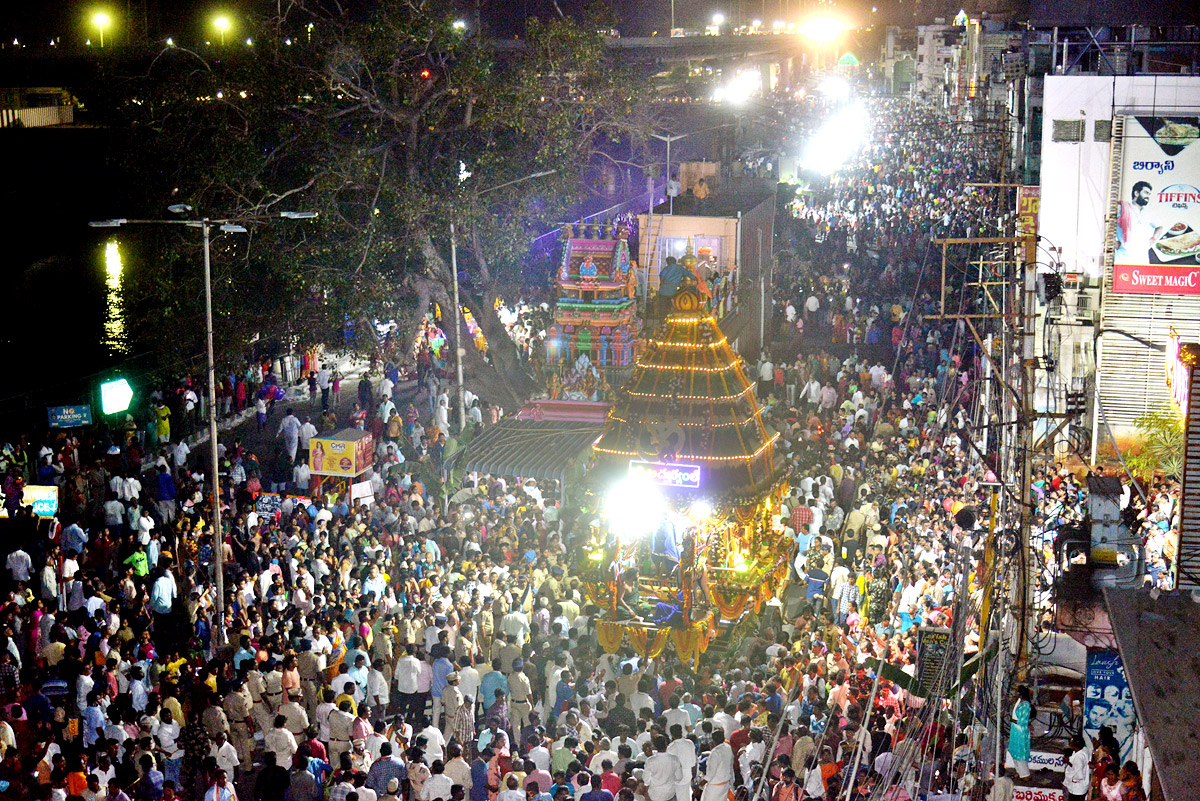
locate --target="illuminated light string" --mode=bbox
[607,408,765,428]
[633,360,741,373]
[594,432,779,462]
[648,337,728,349]
[624,384,753,402]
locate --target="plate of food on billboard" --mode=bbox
[1113,116,1200,294]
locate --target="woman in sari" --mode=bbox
[325,624,348,683]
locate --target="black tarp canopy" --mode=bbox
[448,420,603,486]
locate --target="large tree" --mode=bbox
[101,0,654,407]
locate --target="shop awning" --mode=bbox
[449,420,604,485]
[1103,587,1200,801]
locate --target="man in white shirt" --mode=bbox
[367,660,390,712]
[700,729,733,801]
[643,736,683,801]
[264,715,298,767]
[667,726,696,801]
[277,410,302,462]
[1063,735,1090,801]
[210,731,241,780]
[173,440,191,470]
[5,548,31,584]
[499,609,531,646]
[395,648,422,719]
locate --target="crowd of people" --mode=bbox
[0,94,1168,801]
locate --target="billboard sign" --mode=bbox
[916,626,953,696]
[1113,115,1200,294]
[1084,651,1138,764]
[309,430,374,477]
[628,460,702,489]
[47,405,93,428]
[1017,186,1040,236]
[0,484,60,519]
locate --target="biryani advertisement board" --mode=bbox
[308,429,374,477]
[1113,115,1200,294]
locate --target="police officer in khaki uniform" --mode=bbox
[297,645,323,719]
[441,672,464,741]
[247,662,271,731]
[508,658,534,736]
[279,690,310,738]
[327,699,355,769]
[222,678,256,768]
[201,694,230,741]
[263,659,285,717]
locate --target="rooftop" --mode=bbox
[650,186,774,219]
[1103,587,1200,801]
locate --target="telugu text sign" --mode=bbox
[1112,116,1200,294]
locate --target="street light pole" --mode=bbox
[89,209,315,648]
[450,221,466,431]
[200,220,223,636]
[449,169,556,433]
[651,133,687,214]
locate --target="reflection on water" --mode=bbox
[104,240,128,354]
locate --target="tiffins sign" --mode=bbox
[628,460,702,489]
[1113,115,1200,294]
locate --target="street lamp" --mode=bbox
[449,169,556,430]
[88,207,316,646]
[712,12,726,25]
[93,12,111,48]
[452,19,467,31]
[213,15,231,46]
[651,132,689,215]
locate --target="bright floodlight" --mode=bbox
[93,12,112,47]
[606,478,666,544]
[213,16,230,31]
[690,500,714,521]
[452,19,467,30]
[712,12,726,25]
[713,70,760,105]
[818,74,852,103]
[802,98,869,176]
[100,378,134,415]
[751,18,762,27]
[803,17,844,43]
